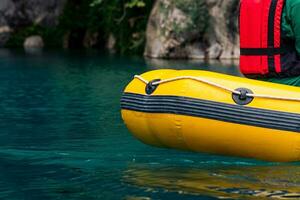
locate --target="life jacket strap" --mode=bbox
[240,47,285,56]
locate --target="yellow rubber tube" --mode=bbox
[121,70,300,162]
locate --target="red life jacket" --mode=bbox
[240,0,300,77]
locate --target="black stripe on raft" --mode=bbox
[121,93,300,133]
[267,0,278,73]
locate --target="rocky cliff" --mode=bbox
[0,0,240,59]
[0,0,66,46]
[144,0,240,59]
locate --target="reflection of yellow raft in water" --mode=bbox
[124,165,300,199]
[121,70,300,162]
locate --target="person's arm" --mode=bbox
[291,3,300,55]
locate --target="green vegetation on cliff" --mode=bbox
[171,0,209,36]
[6,26,63,48]
[6,0,153,55]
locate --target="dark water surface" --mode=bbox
[0,50,299,200]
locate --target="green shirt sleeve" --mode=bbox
[290,3,300,55]
[283,0,300,55]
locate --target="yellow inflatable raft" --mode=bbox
[121,70,300,162]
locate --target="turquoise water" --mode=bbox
[0,49,300,200]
